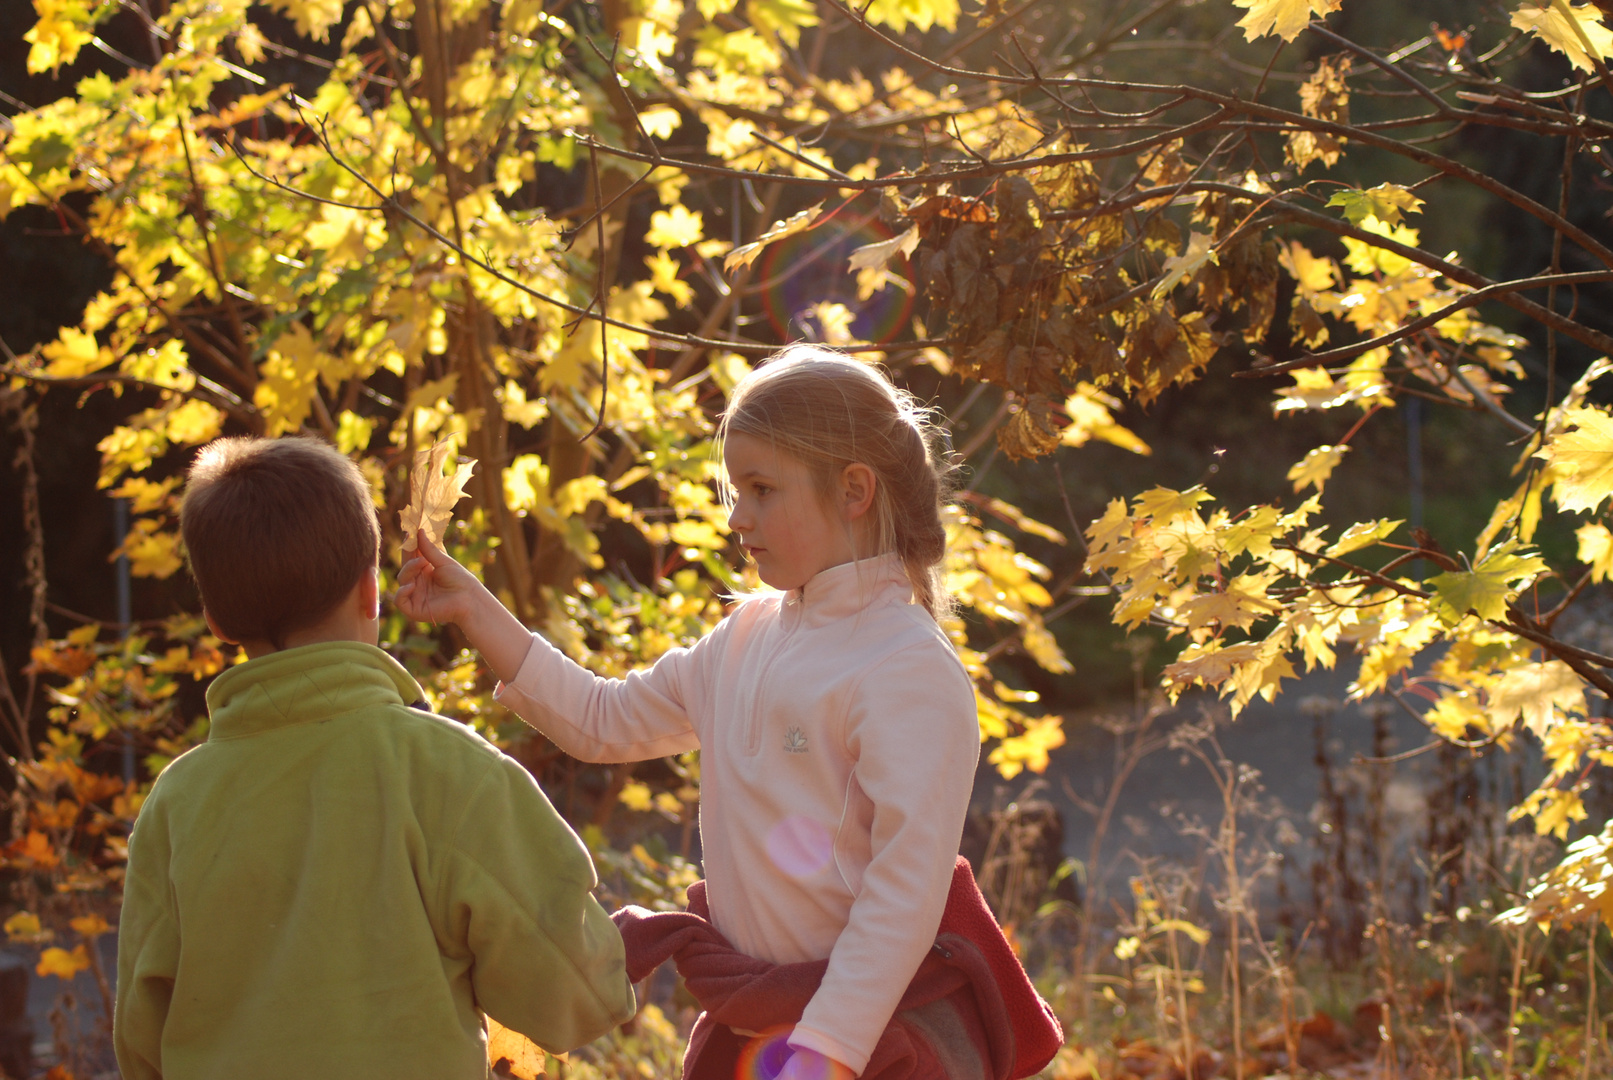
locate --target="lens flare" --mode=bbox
[759,218,914,344]
[735,1027,794,1080]
[765,814,834,879]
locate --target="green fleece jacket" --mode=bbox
[114,641,635,1080]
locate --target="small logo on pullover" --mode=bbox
[783,726,809,753]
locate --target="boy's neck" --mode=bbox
[218,569,382,659]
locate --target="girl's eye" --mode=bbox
[754,485,772,497]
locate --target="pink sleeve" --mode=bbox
[787,640,979,1072]
[492,629,708,764]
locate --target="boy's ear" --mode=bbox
[839,462,876,521]
[202,608,238,645]
[360,566,380,621]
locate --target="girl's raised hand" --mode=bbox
[394,533,483,628]
[393,533,536,685]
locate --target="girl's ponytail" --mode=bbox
[719,345,956,618]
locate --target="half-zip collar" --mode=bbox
[788,553,913,630]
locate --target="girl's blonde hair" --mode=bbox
[718,345,956,618]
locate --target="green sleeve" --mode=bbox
[114,805,180,1080]
[441,755,636,1052]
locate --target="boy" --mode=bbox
[114,436,635,1080]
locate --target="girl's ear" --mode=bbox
[839,462,877,521]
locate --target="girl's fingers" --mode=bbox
[415,532,451,567]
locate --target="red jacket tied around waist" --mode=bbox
[612,857,1064,1080]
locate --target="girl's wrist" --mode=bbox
[461,587,534,684]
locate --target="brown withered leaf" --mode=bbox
[907,194,994,227]
[1289,55,1350,171]
[994,176,1043,241]
[998,394,1062,461]
[960,328,1011,383]
[398,440,476,555]
[1006,344,1064,398]
[1139,138,1194,189]
[1290,296,1330,348]
[488,1016,556,1079]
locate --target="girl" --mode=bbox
[397,346,980,1079]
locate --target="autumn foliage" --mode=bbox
[8,0,1613,1074]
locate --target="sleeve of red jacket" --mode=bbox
[786,639,980,1073]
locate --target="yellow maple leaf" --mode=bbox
[1151,231,1218,299]
[1232,0,1342,42]
[1179,573,1280,633]
[25,0,94,74]
[14,830,58,868]
[1135,486,1214,525]
[986,714,1065,779]
[1339,216,1420,278]
[1476,475,1546,556]
[36,945,90,980]
[646,205,704,250]
[1488,660,1586,738]
[487,1016,561,1078]
[1021,615,1072,674]
[69,914,110,938]
[1541,406,1613,513]
[398,441,476,555]
[1278,240,1336,295]
[254,326,326,437]
[1063,383,1152,455]
[1428,540,1547,625]
[1163,641,1264,695]
[1084,498,1133,563]
[1578,522,1613,582]
[1327,518,1401,558]
[40,326,111,379]
[618,781,654,812]
[3,911,45,944]
[645,250,695,308]
[638,104,683,140]
[1325,183,1425,228]
[165,400,225,446]
[335,411,375,455]
[276,0,344,42]
[862,0,960,33]
[1513,2,1613,73]
[1287,444,1348,494]
[1272,369,1342,413]
[1529,786,1588,840]
[1426,692,1488,741]
[1219,505,1283,559]
[117,518,184,579]
[1225,641,1297,715]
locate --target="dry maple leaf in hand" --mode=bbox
[398,440,476,556]
[487,1017,558,1080]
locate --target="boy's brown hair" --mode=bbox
[181,436,380,649]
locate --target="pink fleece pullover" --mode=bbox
[493,555,979,1073]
